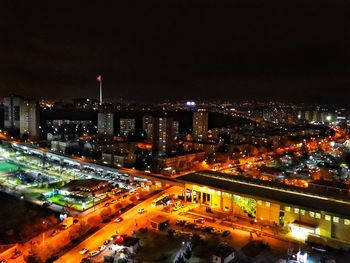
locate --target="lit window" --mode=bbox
[333,217,339,223]
[294,208,299,214]
[309,211,315,217]
[266,202,270,207]
[315,213,321,219]
[285,206,291,212]
[344,219,350,225]
[325,215,331,221]
[257,200,262,206]
[300,209,305,215]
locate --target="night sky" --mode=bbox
[1,0,350,104]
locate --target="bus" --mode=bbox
[152,194,168,207]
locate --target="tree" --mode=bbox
[100,207,112,219]
[175,255,186,263]
[87,215,101,226]
[129,194,137,202]
[183,246,192,260]
[26,252,43,263]
[114,202,123,211]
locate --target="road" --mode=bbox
[55,186,181,263]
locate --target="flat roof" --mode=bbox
[177,171,350,218]
[150,215,169,224]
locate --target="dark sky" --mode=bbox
[1,0,350,104]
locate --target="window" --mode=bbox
[315,213,321,219]
[266,202,270,207]
[333,217,339,223]
[344,219,350,225]
[325,215,331,221]
[300,209,305,215]
[285,206,291,212]
[257,200,262,206]
[309,211,315,217]
[294,208,299,214]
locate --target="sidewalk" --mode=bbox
[183,205,298,244]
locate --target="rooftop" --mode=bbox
[213,243,235,258]
[177,171,350,218]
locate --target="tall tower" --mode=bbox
[3,95,22,130]
[152,116,173,156]
[98,107,114,136]
[193,110,208,141]
[20,99,39,139]
[142,116,153,142]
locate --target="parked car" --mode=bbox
[79,248,89,255]
[194,218,205,224]
[98,245,106,251]
[10,250,22,259]
[222,230,231,237]
[88,250,100,257]
[43,201,52,207]
[312,245,327,253]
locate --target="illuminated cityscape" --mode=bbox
[1,2,350,263]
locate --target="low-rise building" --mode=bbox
[212,243,235,263]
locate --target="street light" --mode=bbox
[42,221,46,244]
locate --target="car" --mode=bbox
[79,248,89,255]
[109,234,118,241]
[10,250,22,259]
[222,230,231,237]
[103,239,110,245]
[194,218,205,224]
[137,208,145,214]
[98,245,106,251]
[43,201,52,207]
[0,259,7,263]
[88,250,100,257]
[80,258,91,263]
[211,229,223,235]
[312,245,327,253]
[114,217,123,223]
[104,202,110,207]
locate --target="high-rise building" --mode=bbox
[3,95,22,130]
[120,118,135,136]
[142,116,153,142]
[193,110,208,141]
[152,116,173,156]
[98,108,114,136]
[20,99,39,139]
[172,121,179,137]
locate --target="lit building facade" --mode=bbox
[172,120,179,136]
[142,116,153,142]
[120,118,135,136]
[3,95,22,130]
[193,110,208,141]
[98,109,114,136]
[178,171,350,246]
[20,99,39,139]
[152,116,173,156]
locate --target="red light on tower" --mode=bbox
[96,75,102,82]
